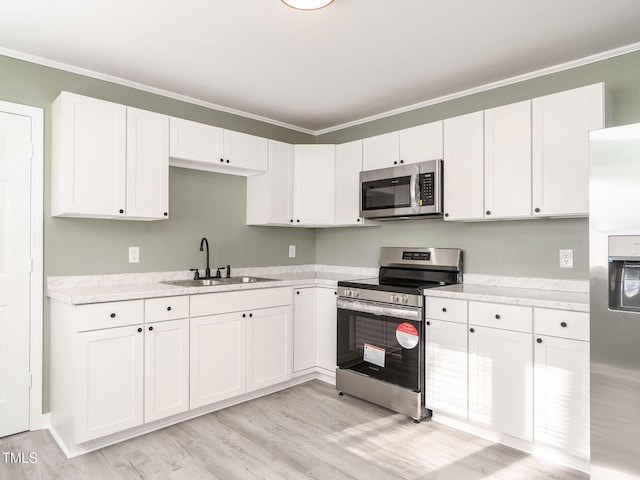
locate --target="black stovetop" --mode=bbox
[337,277,451,295]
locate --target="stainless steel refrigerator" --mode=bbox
[590,122,640,480]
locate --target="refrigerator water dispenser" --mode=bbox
[609,235,640,312]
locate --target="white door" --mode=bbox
[293,145,335,225]
[315,287,337,372]
[0,111,32,438]
[293,288,317,372]
[334,140,364,226]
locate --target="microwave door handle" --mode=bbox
[410,170,419,212]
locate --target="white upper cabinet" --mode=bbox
[51,92,169,220]
[126,107,169,220]
[532,83,609,217]
[335,139,369,226]
[169,117,267,176]
[484,100,532,219]
[247,140,294,226]
[363,121,443,171]
[293,145,336,226]
[443,111,484,221]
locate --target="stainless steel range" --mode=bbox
[336,247,463,421]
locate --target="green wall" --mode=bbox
[0,54,317,278]
[315,49,640,279]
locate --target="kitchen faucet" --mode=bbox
[199,237,211,279]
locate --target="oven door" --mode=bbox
[337,297,424,391]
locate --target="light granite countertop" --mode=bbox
[47,265,378,305]
[425,279,589,312]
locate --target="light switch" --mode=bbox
[289,245,296,258]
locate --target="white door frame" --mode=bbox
[0,100,44,430]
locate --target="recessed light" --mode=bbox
[281,0,335,11]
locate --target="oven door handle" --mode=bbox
[337,298,421,322]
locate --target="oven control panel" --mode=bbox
[337,286,423,308]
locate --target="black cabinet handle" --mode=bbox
[495,314,501,319]
[393,161,398,165]
[357,218,361,222]
[442,307,447,313]
[296,219,301,223]
[137,327,142,333]
[470,328,475,333]
[242,313,246,318]
[560,322,567,327]
[110,313,116,318]
[426,321,431,325]
[290,219,294,223]
[444,213,449,218]
[534,208,541,213]
[163,212,168,217]
[296,291,300,295]
[148,326,153,331]
[399,160,404,164]
[119,209,124,214]
[220,158,224,162]
[249,313,253,318]
[486,211,491,215]
[167,306,172,311]
[537,338,543,343]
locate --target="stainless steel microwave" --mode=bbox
[359,159,443,220]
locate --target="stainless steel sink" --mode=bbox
[224,276,277,284]
[161,278,229,287]
[161,276,278,287]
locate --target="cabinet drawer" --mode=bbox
[75,300,144,332]
[145,296,189,322]
[426,297,467,323]
[469,301,532,333]
[191,287,292,317]
[535,308,589,341]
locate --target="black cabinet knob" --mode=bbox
[296,219,300,223]
[470,328,475,333]
[249,313,253,318]
[357,218,361,222]
[296,291,300,295]
[110,313,116,318]
[486,211,491,215]
[444,213,449,218]
[560,322,567,328]
[220,158,224,162]
[148,326,153,331]
[426,321,431,325]
[163,212,168,217]
[537,338,543,343]
[399,160,404,164]
[137,327,142,333]
[242,313,246,318]
[167,306,172,311]
[442,307,447,312]
[290,219,294,223]
[119,209,124,214]
[495,314,501,319]
[393,161,398,165]
[534,208,541,213]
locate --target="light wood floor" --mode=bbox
[1,380,588,480]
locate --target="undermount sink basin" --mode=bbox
[161,276,278,287]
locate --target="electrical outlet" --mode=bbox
[289,245,296,258]
[559,249,573,268]
[129,246,140,264]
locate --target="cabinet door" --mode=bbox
[126,107,169,220]
[426,319,468,419]
[74,324,144,443]
[534,335,590,459]
[246,306,292,391]
[293,288,317,372]
[190,312,246,408]
[443,111,484,221]
[223,130,268,174]
[399,121,443,165]
[468,326,533,441]
[362,131,399,171]
[168,117,224,166]
[144,318,189,423]
[52,92,127,218]
[246,140,294,225]
[293,145,335,225]
[484,100,532,219]
[335,140,365,226]
[315,287,337,372]
[532,83,606,217]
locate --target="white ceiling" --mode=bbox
[1,0,640,133]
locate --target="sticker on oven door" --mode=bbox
[396,322,419,349]
[363,343,385,368]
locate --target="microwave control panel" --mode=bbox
[419,172,435,206]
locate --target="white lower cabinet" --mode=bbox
[293,287,337,375]
[189,287,292,409]
[533,308,590,460]
[426,319,468,419]
[190,312,247,408]
[468,325,533,441]
[74,324,144,443]
[426,296,589,462]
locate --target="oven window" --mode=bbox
[337,306,423,391]
[361,176,412,211]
